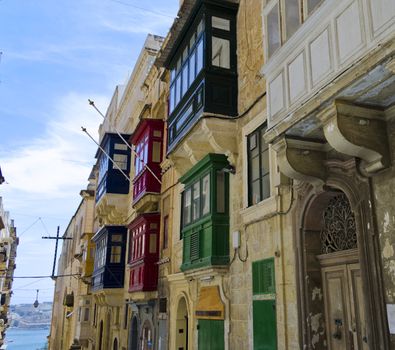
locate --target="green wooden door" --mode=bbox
[198,319,224,350]
[253,300,277,350]
[252,258,277,350]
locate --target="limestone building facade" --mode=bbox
[49,0,395,349]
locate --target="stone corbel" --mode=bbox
[272,137,328,191]
[201,118,238,166]
[320,101,390,174]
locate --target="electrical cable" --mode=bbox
[18,218,41,237]
[10,274,80,279]
[81,126,130,182]
[107,0,175,19]
[88,99,162,185]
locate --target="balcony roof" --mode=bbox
[155,0,238,68]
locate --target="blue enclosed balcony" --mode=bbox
[95,133,131,204]
[91,226,127,291]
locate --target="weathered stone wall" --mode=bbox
[372,116,395,346]
[225,0,300,348]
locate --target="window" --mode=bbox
[113,154,128,170]
[152,141,162,163]
[265,0,325,58]
[94,236,108,270]
[248,125,270,206]
[201,174,210,216]
[149,234,157,254]
[83,307,90,322]
[135,134,149,176]
[110,246,122,263]
[162,197,170,249]
[182,174,211,228]
[183,188,192,226]
[169,19,205,114]
[212,37,230,69]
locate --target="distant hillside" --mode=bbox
[10,302,52,329]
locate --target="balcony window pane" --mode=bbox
[83,308,90,322]
[196,39,204,74]
[112,234,123,242]
[149,234,157,254]
[251,155,260,180]
[183,189,192,226]
[170,69,176,82]
[307,0,324,15]
[110,246,122,263]
[170,85,175,113]
[189,31,196,48]
[285,0,301,40]
[217,171,225,213]
[212,37,230,69]
[114,143,128,151]
[189,50,196,87]
[176,75,181,105]
[152,141,161,163]
[212,16,230,31]
[202,174,210,216]
[252,180,261,205]
[197,19,204,36]
[182,46,188,63]
[182,63,189,96]
[192,182,200,221]
[142,235,146,256]
[267,3,281,57]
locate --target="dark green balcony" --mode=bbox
[180,154,230,271]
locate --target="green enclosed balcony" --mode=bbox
[180,154,230,272]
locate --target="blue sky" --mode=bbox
[0,0,179,305]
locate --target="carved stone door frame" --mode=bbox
[294,159,389,349]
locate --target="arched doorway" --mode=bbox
[176,297,188,350]
[98,321,104,350]
[141,320,154,350]
[113,338,118,350]
[128,316,138,350]
[300,191,366,349]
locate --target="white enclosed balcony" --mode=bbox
[261,0,395,139]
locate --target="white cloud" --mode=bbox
[1,92,107,197]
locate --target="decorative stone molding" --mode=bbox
[320,101,390,174]
[132,193,160,213]
[95,194,129,225]
[272,136,328,191]
[168,117,238,177]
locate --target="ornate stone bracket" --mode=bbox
[272,137,328,191]
[96,194,129,225]
[320,101,390,174]
[167,117,238,177]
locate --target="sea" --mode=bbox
[5,328,49,350]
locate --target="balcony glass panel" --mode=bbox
[267,3,281,57]
[212,37,230,69]
[285,0,301,40]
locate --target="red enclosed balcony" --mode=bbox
[130,119,164,208]
[128,213,160,292]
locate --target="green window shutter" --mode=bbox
[252,258,275,295]
[190,230,200,261]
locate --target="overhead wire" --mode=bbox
[107,0,175,19]
[18,218,41,237]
